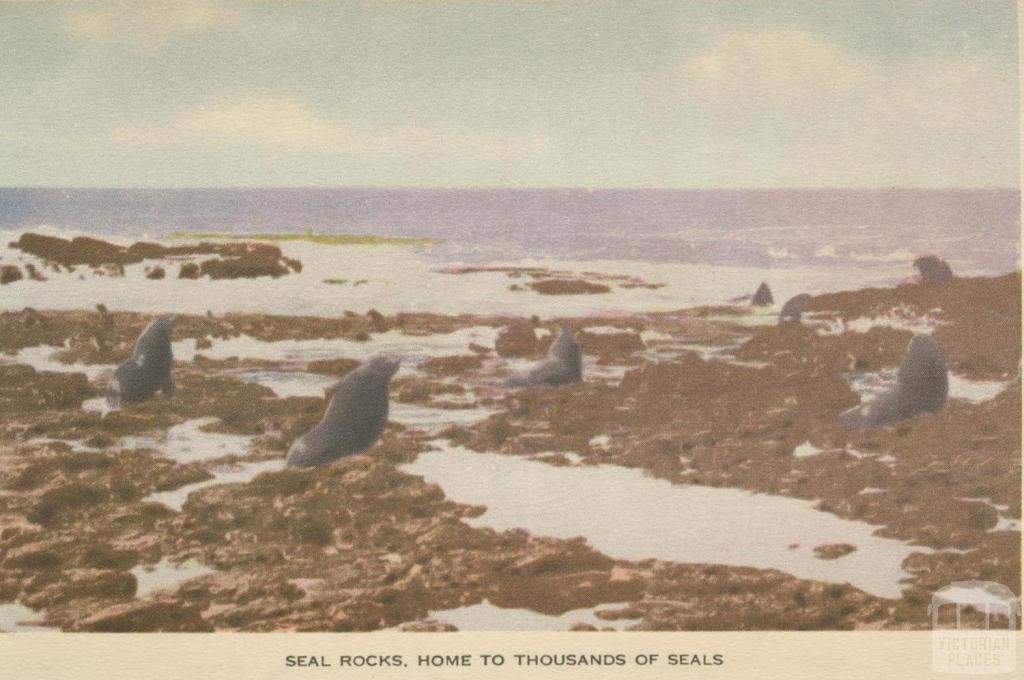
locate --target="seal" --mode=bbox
[913,255,954,283]
[507,326,582,388]
[779,293,812,324]
[287,354,401,467]
[751,281,774,306]
[106,317,174,407]
[840,334,948,429]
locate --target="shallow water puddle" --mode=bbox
[144,459,285,511]
[81,397,110,415]
[172,326,500,371]
[793,441,825,458]
[0,602,48,632]
[27,437,101,454]
[121,418,253,464]
[234,370,338,398]
[401,444,922,599]
[846,370,1009,404]
[131,559,216,598]
[390,402,494,433]
[419,599,640,631]
[990,517,1022,532]
[946,375,1011,403]
[2,344,112,381]
[843,314,943,336]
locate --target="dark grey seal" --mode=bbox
[840,334,948,429]
[779,293,812,324]
[914,255,954,283]
[751,282,774,306]
[106,317,174,407]
[287,355,401,467]
[507,326,582,388]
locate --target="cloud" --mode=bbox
[656,30,1019,186]
[62,0,236,46]
[681,30,871,95]
[108,96,552,160]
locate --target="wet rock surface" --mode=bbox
[9,232,302,280]
[0,273,1018,631]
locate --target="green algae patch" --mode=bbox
[169,231,438,247]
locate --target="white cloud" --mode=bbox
[660,30,1018,186]
[62,1,236,46]
[108,96,552,160]
[681,30,871,95]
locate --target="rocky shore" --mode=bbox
[3,233,302,282]
[0,273,1018,631]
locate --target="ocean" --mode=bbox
[0,187,1018,317]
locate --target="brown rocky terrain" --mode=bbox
[0,273,1019,632]
[8,232,302,280]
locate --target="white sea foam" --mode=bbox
[0,227,913,318]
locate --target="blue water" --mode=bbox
[0,187,1018,273]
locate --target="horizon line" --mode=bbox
[0,185,1019,192]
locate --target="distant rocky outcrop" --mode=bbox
[751,282,774,306]
[10,232,303,280]
[1,265,23,285]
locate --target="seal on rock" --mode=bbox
[751,282,774,307]
[506,326,582,388]
[287,355,401,467]
[779,294,812,324]
[913,255,954,284]
[839,334,948,429]
[106,317,174,407]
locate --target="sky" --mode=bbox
[0,0,1019,188]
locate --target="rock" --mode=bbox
[74,598,213,632]
[570,622,598,631]
[1,265,23,285]
[145,266,166,280]
[306,358,360,376]
[813,543,857,560]
[25,569,137,606]
[366,309,388,331]
[25,263,45,281]
[27,483,109,526]
[495,323,539,357]
[577,330,644,357]
[419,355,484,375]
[127,241,169,259]
[3,543,64,570]
[199,255,290,279]
[530,279,611,295]
[397,619,459,632]
[752,282,774,306]
[10,232,303,279]
[178,262,201,279]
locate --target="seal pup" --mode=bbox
[913,255,954,284]
[106,317,174,407]
[840,334,948,429]
[779,294,812,324]
[751,282,774,307]
[506,326,582,388]
[287,354,401,467]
